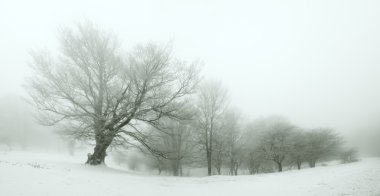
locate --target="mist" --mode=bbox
[1,0,379,155]
[0,94,67,151]
[0,1,380,195]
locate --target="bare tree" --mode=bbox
[246,150,265,174]
[288,130,308,170]
[223,109,244,175]
[26,22,199,165]
[195,80,229,175]
[340,148,358,163]
[258,117,295,172]
[242,119,267,174]
[211,132,226,175]
[211,118,228,175]
[148,118,195,176]
[304,128,343,167]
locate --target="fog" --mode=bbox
[0,0,379,155]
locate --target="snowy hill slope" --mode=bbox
[1,151,379,196]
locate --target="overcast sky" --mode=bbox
[1,0,380,135]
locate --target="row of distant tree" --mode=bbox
[25,21,357,176]
[115,110,354,176]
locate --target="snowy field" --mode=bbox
[1,151,380,196]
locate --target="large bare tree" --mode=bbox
[26,22,199,165]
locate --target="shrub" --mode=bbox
[340,148,358,163]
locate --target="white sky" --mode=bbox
[1,0,380,134]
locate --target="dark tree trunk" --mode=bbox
[276,161,283,172]
[208,126,213,176]
[207,151,212,176]
[249,168,254,175]
[231,159,239,175]
[86,143,108,165]
[248,159,257,175]
[172,159,180,176]
[229,158,234,175]
[215,158,222,175]
[296,161,302,170]
[173,169,179,176]
[309,160,316,168]
[205,127,212,176]
[86,133,113,165]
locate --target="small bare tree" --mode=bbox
[246,150,265,174]
[223,109,244,175]
[212,130,226,175]
[26,22,199,165]
[288,130,308,170]
[340,148,358,163]
[148,118,195,176]
[195,80,229,176]
[242,119,267,174]
[304,128,343,167]
[258,117,295,172]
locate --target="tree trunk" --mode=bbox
[296,161,302,170]
[276,161,283,172]
[173,169,179,176]
[205,127,212,176]
[216,165,221,175]
[86,133,113,165]
[249,167,254,175]
[215,156,222,175]
[207,151,212,176]
[208,127,213,176]
[309,160,316,168]
[172,159,180,176]
[234,166,238,175]
[229,158,234,175]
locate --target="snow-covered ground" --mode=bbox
[1,151,380,196]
